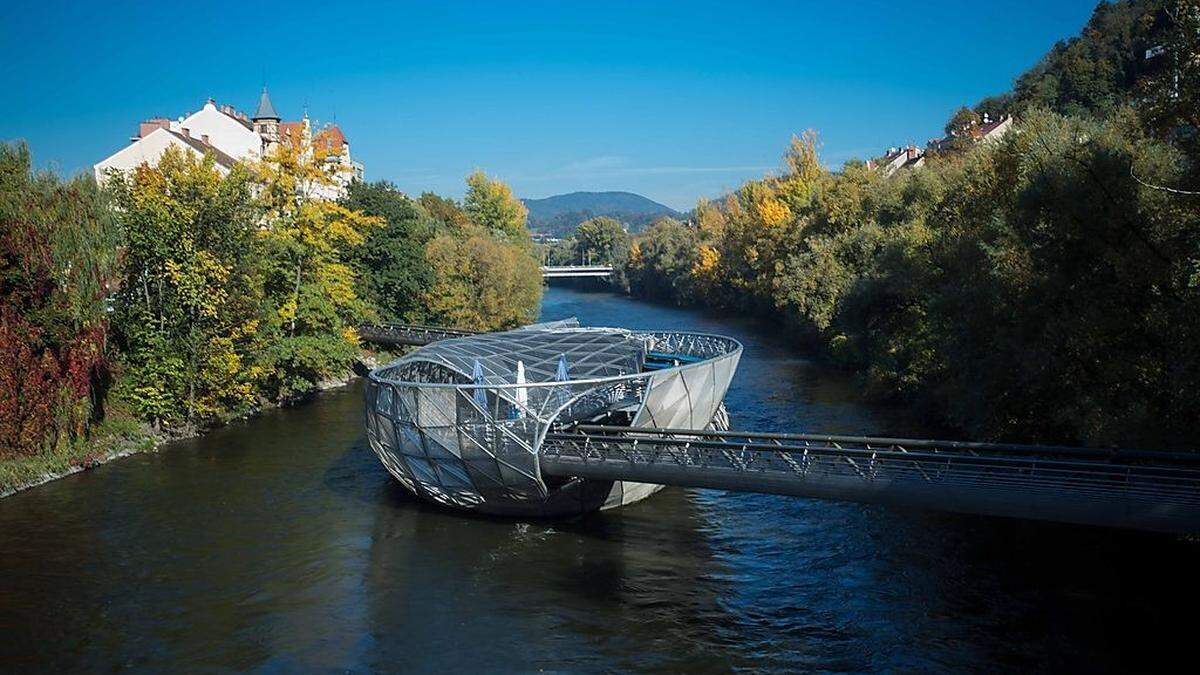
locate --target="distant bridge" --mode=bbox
[542,265,613,278]
[358,323,1200,534]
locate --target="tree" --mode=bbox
[423,226,542,331]
[623,217,700,304]
[464,169,531,243]
[252,136,382,400]
[344,181,440,323]
[420,174,543,331]
[419,192,472,230]
[1141,0,1200,164]
[1010,0,1164,117]
[107,147,264,426]
[945,106,981,138]
[573,216,630,266]
[0,143,116,455]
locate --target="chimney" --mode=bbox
[182,128,190,139]
[201,134,210,145]
[138,117,170,139]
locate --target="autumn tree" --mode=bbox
[423,228,543,331]
[0,143,117,456]
[421,174,542,330]
[252,136,382,400]
[464,169,531,244]
[107,148,265,427]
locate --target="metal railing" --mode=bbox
[541,265,614,278]
[540,425,1200,534]
[358,324,478,347]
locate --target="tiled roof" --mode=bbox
[313,125,347,152]
[279,120,305,143]
[167,130,239,169]
[220,107,254,131]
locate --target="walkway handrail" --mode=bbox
[562,424,1200,465]
[358,323,479,347]
[541,424,1200,533]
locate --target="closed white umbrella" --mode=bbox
[515,360,528,416]
[471,359,488,411]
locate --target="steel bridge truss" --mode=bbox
[541,425,1200,534]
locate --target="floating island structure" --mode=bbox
[364,320,742,516]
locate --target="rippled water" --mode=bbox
[1,286,1196,672]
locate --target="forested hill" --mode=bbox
[974,0,1172,119]
[522,191,681,236]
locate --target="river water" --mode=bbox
[2,286,1196,672]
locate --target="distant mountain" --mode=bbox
[522,191,681,237]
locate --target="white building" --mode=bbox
[93,88,363,199]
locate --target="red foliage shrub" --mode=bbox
[0,143,114,458]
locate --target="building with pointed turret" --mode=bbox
[93,88,363,199]
[252,87,281,152]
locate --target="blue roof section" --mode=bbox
[253,87,279,120]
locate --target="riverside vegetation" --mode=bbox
[3,0,1196,493]
[0,135,541,492]
[618,0,1200,450]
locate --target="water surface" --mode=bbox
[1,286,1195,672]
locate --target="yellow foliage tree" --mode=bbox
[423,226,542,331]
[464,169,531,244]
[251,136,383,398]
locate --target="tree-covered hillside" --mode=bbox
[523,191,680,236]
[975,0,1173,119]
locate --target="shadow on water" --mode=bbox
[1,286,1197,673]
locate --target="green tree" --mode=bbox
[1010,0,1165,117]
[1140,0,1200,164]
[107,147,264,427]
[573,216,630,266]
[543,236,578,265]
[344,181,440,323]
[623,217,700,304]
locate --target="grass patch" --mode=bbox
[0,408,156,496]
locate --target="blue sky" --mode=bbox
[1,0,1098,211]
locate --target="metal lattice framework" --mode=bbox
[358,324,478,347]
[364,320,743,516]
[363,322,1200,532]
[539,426,1200,534]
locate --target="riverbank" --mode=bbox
[0,354,390,499]
[0,413,156,499]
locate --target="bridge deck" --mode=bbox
[541,425,1200,534]
[541,265,614,278]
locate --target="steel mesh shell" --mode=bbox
[365,321,742,516]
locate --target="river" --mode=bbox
[1,286,1196,672]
